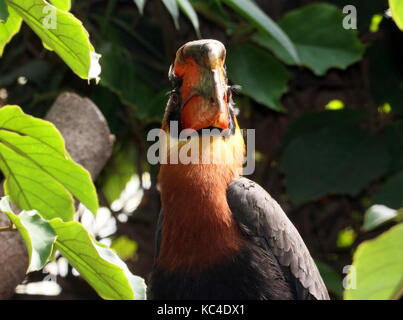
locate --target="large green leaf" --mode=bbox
[362,205,403,232]
[0,7,22,55]
[281,127,390,204]
[50,218,146,300]
[177,0,200,37]
[0,106,98,221]
[222,0,299,64]
[99,43,165,121]
[373,171,403,209]
[0,0,8,21]
[49,0,71,11]
[344,223,403,300]
[6,0,100,80]
[227,43,289,111]
[161,0,179,29]
[253,3,365,76]
[390,0,403,30]
[284,109,365,145]
[0,197,57,272]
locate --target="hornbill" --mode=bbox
[149,39,329,300]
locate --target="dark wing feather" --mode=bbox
[154,210,163,259]
[227,177,330,300]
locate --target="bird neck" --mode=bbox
[157,131,245,272]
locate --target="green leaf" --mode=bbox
[101,143,136,205]
[6,0,101,80]
[222,0,300,64]
[99,43,165,121]
[49,0,71,11]
[0,197,57,272]
[284,109,364,146]
[281,127,390,204]
[315,260,343,298]
[177,0,200,37]
[253,3,365,76]
[336,227,356,248]
[344,223,403,300]
[161,0,179,29]
[0,105,98,221]
[327,0,387,31]
[111,236,138,261]
[227,43,289,111]
[133,0,146,15]
[0,7,22,56]
[50,218,146,300]
[374,171,403,209]
[362,205,403,232]
[390,0,403,30]
[0,0,9,22]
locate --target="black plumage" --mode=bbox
[149,177,330,300]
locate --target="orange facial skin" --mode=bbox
[173,40,230,131]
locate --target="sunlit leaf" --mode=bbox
[0,197,57,272]
[6,0,101,80]
[0,105,98,221]
[161,0,179,29]
[254,3,365,76]
[363,205,403,231]
[49,0,71,11]
[390,0,403,30]
[227,43,289,111]
[111,236,138,261]
[344,223,403,300]
[370,14,383,33]
[325,100,345,110]
[50,218,146,300]
[336,227,356,248]
[222,0,300,64]
[177,0,200,37]
[0,7,22,56]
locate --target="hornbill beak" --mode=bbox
[173,39,230,131]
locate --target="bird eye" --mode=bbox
[171,92,179,105]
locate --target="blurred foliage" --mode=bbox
[1,0,403,300]
[112,235,138,261]
[345,222,403,300]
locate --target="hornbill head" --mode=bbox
[163,39,237,134]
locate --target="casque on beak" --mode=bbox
[173,40,230,131]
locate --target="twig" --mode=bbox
[0,225,17,232]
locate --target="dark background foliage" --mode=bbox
[1,0,402,299]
